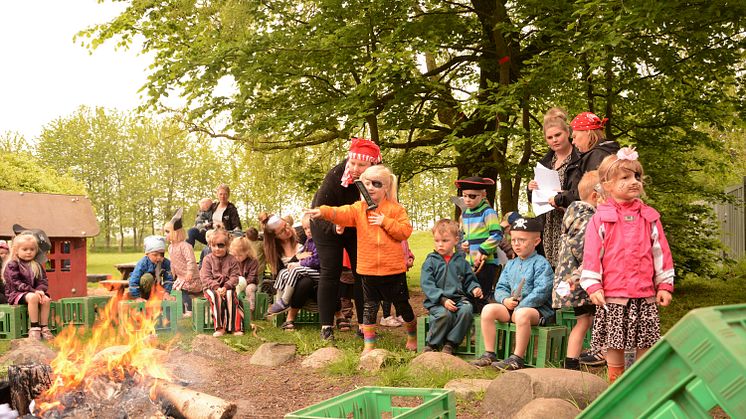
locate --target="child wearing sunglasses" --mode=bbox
[307,165,415,354]
[455,176,504,313]
[200,227,245,337]
[129,235,175,302]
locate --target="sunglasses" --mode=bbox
[213,242,226,249]
[462,193,480,200]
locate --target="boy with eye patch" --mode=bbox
[456,176,504,313]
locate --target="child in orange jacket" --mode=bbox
[307,165,415,354]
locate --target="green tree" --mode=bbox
[0,152,84,194]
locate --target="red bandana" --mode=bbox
[340,138,382,187]
[570,112,608,131]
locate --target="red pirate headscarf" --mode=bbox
[340,137,382,187]
[570,112,608,131]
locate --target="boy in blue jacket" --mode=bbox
[421,219,483,354]
[129,236,175,302]
[472,217,554,370]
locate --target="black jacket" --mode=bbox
[529,147,581,205]
[310,160,361,239]
[554,140,620,208]
[210,202,242,231]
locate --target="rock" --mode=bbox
[409,352,478,375]
[482,368,607,418]
[358,349,392,372]
[250,343,296,367]
[514,398,580,419]
[302,347,345,369]
[190,334,237,360]
[444,378,492,400]
[0,338,56,365]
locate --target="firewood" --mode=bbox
[152,380,236,419]
[8,363,52,415]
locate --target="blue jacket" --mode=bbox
[420,252,481,310]
[129,256,174,298]
[494,251,554,320]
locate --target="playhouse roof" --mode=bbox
[0,190,99,238]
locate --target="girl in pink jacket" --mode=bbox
[580,147,674,383]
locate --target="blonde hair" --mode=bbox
[209,227,231,247]
[229,236,256,260]
[598,154,644,190]
[431,219,459,238]
[164,221,186,243]
[543,107,570,135]
[584,129,607,151]
[216,184,230,196]
[578,170,600,202]
[359,165,399,203]
[199,197,213,209]
[2,234,43,280]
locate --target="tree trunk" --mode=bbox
[154,380,237,419]
[8,363,52,415]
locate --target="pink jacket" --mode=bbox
[580,199,674,298]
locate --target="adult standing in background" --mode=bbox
[311,137,382,341]
[527,108,579,267]
[187,184,242,246]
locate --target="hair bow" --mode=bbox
[616,147,638,161]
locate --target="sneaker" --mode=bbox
[267,299,289,315]
[379,316,402,327]
[396,315,404,324]
[422,345,435,352]
[579,349,606,366]
[182,311,193,318]
[212,329,226,337]
[492,354,525,371]
[471,352,498,367]
[320,327,335,341]
[40,326,54,341]
[28,327,42,341]
[335,317,351,331]
[442,342,455,355]
[280,321,295,331]
[232,331,244,336]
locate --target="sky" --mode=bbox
[0,1,151,140]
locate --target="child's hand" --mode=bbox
[297,252,311,260]
[163,293,176,301]
[304,208,322,219]
[460,241,469,252]
[472,253,485,268]
[472,288,483,299]
[335,225,345,235]
[135,297,147,303]
[656,290,672,306]
[368,212,384,226]
[287,262,300,270]
[589,290,606,306]
[443,299,457,312]
[503,297,519,310]
[218,287,226,297]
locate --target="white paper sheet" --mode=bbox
[532,163,562,216]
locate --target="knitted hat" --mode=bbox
[570,112,608,131]
[12,224,51,265]
[511,217,543,233]
[455,176,495,191]
[0,240,8,250]
[341,137,382,187]
[170,207,183,231]
[144,235,167,254]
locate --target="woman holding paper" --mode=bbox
[528,108,579,267]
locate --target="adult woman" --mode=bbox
[262,214,318,330]
[311,137,381,341]
[187,184,242,246]
[528,108,579,267]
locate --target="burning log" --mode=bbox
[8,363,52,415]
[152,380,237,419]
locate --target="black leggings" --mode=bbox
[312,223,364,326]
[289,274,317,309]
[361,274,414,325]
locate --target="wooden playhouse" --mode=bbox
[0,190,99,300]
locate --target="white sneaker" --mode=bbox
[182,311,193,318]
[396,315,405,324]
[379,316,402,327]
[212,329,226,337]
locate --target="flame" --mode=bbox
[36,288,175,415]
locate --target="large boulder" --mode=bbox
[482,368,607,418]
[250,343,296,367]
[0,338,56,365]
[514,398,581,419]
[444,378,492,400]
[409,352,478,375]
[358,349,392,372]
[302,347,345,369]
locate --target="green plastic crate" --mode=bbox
[58,297,89,327]
[118,299,178,333]
[477,321,567,368]
[555,308,592,349]
[417,315,480,357]
[192,297,250,334]
[253,291,269,321]
[579,304,746,418]
[86,296,112,324]
[285,386,456,419]
[271,308,320,327]
[0,304,29,339]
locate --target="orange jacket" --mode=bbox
[319,198,413,276]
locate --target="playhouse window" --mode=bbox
[49,243,55,254]
[61,241,71,254]
[46,260,55,272]
[61,259,71,272]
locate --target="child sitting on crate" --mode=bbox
[129,236,176,303]
[165,208,202,318]
[420,219,483,354]
[230,235,259,311]
[472,217,554,371]
[200,227,244,337]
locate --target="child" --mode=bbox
[380,240,415,327]
[267,213,320,315]
[307,165,416,353]
[194,198,214,234]
[245,227,267,285]
[421,219,483,354]
[0,240,8,304]
[552,171,603,370]
[165,208,202,318]
[200,227,245,337]
[2,232,54,340]
[580,147,674,383]
[129,236,176,302]
[230,236,259,311]
[472,217,554,370]
[456,176,504,313]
